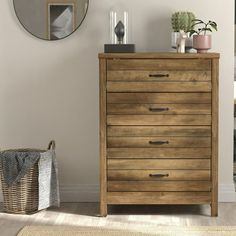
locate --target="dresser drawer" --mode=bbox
[107,59,211,71]
[107,115,211,126]
[107,70,211,82]
[107,181,211,192]
[107,137,211,148]
[107,148,211,159]
[107,93,211,104]
[107,159,211,170]
[107,104,211,115]
[107,126,211,137]
[108,170,211,181]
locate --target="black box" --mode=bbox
[104,44,135,53]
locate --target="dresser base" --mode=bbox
[100,193,218,217]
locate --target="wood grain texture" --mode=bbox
[107,181,211,192]
[107,192,211,204]
[99,53,219,217]
[211,58,219,217]
[107,148,211,159]
[99,58,107,216]
[107,137,211,148]
[108,170,211,181]
[107,93,211,104]
[107,159,211,170]
[107,115,211,126]
[107,70,211,81]
[107,59,211,71]
[107,81,211,92]
[107,104,211,115]
[107,126,212,137]
[99,52,220,59]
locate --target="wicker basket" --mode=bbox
[0,140,55,214]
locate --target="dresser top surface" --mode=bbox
[99,52,220,59]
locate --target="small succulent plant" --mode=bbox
[189,19,218,36]
[171,11,196,33]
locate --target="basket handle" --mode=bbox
[48,140,56,150]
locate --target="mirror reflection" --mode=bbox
[13,0,89,40]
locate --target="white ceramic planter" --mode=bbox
[171,32,193,52]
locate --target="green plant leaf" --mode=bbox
[192,19,204,24]
[189,29,198,37]
[209,21,218,31]
[202,28,213,33]
[191,22,203,27]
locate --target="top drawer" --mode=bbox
[107,59,211,71]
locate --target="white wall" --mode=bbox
[0,0,234,202]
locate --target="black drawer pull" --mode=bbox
[149,107,169,112]
[149,140,169,145]
[149,173,169,178]
[149,74,169,78]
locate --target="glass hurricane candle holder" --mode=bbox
[110,10,129,44]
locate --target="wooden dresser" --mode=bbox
[99,53,219,217]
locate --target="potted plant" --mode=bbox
[190,19,218,53]
[171,11,196,52]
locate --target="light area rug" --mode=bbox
[17,226,236,236]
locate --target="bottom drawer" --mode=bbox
[107,181,211,192]
[107,192,211,205]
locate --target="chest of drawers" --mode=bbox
[99,53,219,217]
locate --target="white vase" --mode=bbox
[171,32,193,52]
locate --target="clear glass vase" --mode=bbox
[110,10,129,44]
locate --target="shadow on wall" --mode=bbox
[146,15,172,51]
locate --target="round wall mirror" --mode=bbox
[13,0,89,40]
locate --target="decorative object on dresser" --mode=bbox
[190,19,218,53]
[171,11,196,52]
[99,52,220,217]
[104,10,135,53]
[176,30,188,54]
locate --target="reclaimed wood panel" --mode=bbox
[107,192,211,204]
[107,93,211,104]
[107,81,211,92]
[107,59,211,71]
[107,115,211,126]
[107,148,211,159]
[107,181,211,192]
[107,70,211,81]
[107,104,211,115]
[99,52,220,59]
[107,126,212,137]
[99,58,107,216]
[108,170,211,181]
[107,137,211,148]
[211,58,219,216]
[107,159,211,170]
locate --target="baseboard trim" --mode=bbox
[0,183,235,203]
[60,184,99,202]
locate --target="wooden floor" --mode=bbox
[1,203,236,236]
